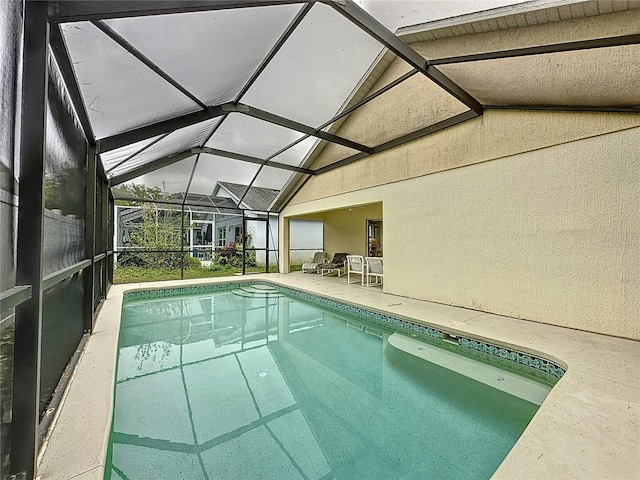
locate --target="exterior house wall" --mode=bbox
[408,9,640,60]
[294,109,640,204]
[323,204,382,259]
[279,12,640,339]
[215,215,243,246]
[282,127,639,339]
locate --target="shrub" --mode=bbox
[183,255,201,269]
[213,242,256,268]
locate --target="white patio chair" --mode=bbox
[365,257,383,287]
[346,255,365,285]
[302,251,325,273]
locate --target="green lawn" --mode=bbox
[114,264,279,284]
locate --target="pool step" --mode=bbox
[231,284,284,298]
[388,333,550,405]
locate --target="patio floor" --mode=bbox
[37,272,640,480]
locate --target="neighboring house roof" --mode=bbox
[168,192,239,210]
[213,182,279,212]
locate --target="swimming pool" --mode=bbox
[105,282,561,479]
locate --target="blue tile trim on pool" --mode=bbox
[122,282,565,379]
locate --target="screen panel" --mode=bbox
[107,118,221,177]
[252,165,294,192]
[0,0,22,294]
[267,136,318,167]
[188,154,261,197]
[0,0,21,194]
[121,156,198,195]
[0,5,23,475]
[0,318,15,479]
[61,21,200,138]
[104,4,304,107]
[94,259,103,307]
[204,113,304,160]
[100,135,164,173]
[245,219,267,249]
[95,175,104,254]
[268,214,279,252]
[241,3,384,128]
[43,55,88,276]
[40,271,85,414]
[0,197,16,293]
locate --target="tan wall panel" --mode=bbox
[312,142,362,170]
[386,127,639,338]
[281,127,640,339]
[438,45,640,106]
[410,9,640,60]
[329,72,468,151]
[323,204,382,258]
[299,110,640,204]
[301,9,640,196]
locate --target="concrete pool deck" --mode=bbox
[37,273,640,480]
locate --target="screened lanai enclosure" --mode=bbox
[1,0,640,478]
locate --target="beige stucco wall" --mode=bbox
[303,8,640,174]
[293,109,640,204]
[279,11,640,338]
[409,8,640,108]
[409,9,640,59]
[281,127,639,339]
[323,204,382,258]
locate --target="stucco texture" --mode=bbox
[384,127,639,339]
[281,10,640,339]
[294,109,640,204]
[283,126,640,339]
[415,11,640,105]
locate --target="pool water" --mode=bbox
[105,285,551,480]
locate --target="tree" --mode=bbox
[115,183,193,269]
[127,203,184,268]
[112,182,170,206]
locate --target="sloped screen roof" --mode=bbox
[48,0,640,211]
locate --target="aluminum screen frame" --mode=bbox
[46,0,640,214]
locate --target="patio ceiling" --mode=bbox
[48,0,640,210]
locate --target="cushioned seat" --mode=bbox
[302,252,325,273]
[318,252,349,277]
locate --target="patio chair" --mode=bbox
[346,255,365,285]
[365,257,383,287]
[319,252,349,277]
[302,251,326,273]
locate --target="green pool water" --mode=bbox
[105,285,552,480]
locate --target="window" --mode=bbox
[217,227,226,247]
